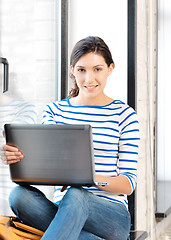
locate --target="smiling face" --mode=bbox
[70,52,114,105]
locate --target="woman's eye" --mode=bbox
[95,68,102,72]
[78,69,85,72]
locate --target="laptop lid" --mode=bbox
[4,124,96,187]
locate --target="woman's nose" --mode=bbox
[85,71,94,83]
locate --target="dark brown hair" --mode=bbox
[68,36,114,98]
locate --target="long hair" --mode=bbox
[68,36,114,98]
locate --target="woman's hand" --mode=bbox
[3,144,24,165]
[95,174,132,195]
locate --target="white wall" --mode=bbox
[68,0,128,103]
[157,0,171,181]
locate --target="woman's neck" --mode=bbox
[69,94,114,106]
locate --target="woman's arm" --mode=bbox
[96,106,140,196]
[96,174,132,195]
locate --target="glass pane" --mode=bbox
[157,0,171,215]
[69,0,128,103]
[0,0,57,215]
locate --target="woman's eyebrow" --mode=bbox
[94,64,104,67]
[76,64,104,68]
[76,65,84,68]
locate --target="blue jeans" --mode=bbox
[9,186,131,240]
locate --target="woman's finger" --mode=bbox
[5,150,22,157]
[6,159,21,165]
[3,144,19,152]
[5,155,22,160]
[60,186,68,192]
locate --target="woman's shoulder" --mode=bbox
[111,100,134,113]
[112,100,136,113]
[116,101,139,128]
[111,100,138,125]
[45,98,69,108]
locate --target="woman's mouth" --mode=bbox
[84,85,98,89]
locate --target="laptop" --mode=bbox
[4,124,108,187]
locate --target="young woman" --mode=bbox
[3,36,140,240]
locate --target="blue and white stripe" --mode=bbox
[42,98,140,209]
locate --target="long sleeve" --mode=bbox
[118,106,140,194]
[42,103,57,125]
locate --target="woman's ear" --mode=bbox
[70,65,75,80]
[70,65,74,75]
[108,63,114,76]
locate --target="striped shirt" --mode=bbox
[42,98,140,209]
